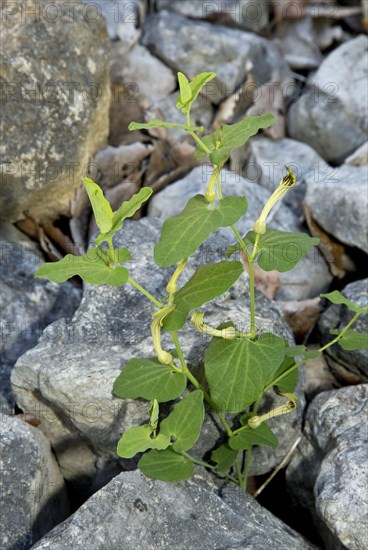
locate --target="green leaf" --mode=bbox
[205,333,286,412]
[35,247,129,286]
[83,178,113,233]
[335,330,368,351]
[321,290,367,314]
[117,425,170,459]
[211,444,238,473]
[163,260,244,331]
[160,391,204,452]
[96,188,153,245]
[285,345,321,360]
[113,358,187,402]
[154,194,247,267]
[195,114,276,164]
[270,356,299,393]
[176,71,216,113]
[128,119,202,132]
[244,228,319,272]
[138,448,194,481]
[229,423,278,451]
[177,72,192,105]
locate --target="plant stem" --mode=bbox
[248,259,256,338]
[171,331,233,438]
[235,456,244,488]
[127,277,163,308]
[180,451,238,484]
[242,398,261,490]
[229,225,251,261]
[242,447,253,492]
[188,131,211,155]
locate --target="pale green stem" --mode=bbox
[127,277,163,308]
[248,259,256,338]
[171,331,233,438]
[188,131,211,155]
[235,456,244,488]
[180,451,238,484]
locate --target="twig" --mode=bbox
[253,435,302,498]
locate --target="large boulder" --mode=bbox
[12,217,303,492]
[305,164,368,254]
[0,413,69,550]
[287,385,368,550]
[142,10,289,104]
[156,0,270,32]
[32,470,314,550]
[0,0,110,223]
[288,35,368,163]
[0,226,81,411]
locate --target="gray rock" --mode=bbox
[275,17,323,70]
[148,166,332,301]
[0,1,110,223]
[110,43,176,103]
[288,35,368,163]
[345,141,368,166]
[32,470,314,550]
[319,278,368,383]
[0,413,69,550]
[286,385,368,550]
[12,216,303,491]
[80,0,141,43]
[234,136,329,217]
[305,164,368,254]
[0,238,81,411]
[156,0,270,32]
[142,10,289,104]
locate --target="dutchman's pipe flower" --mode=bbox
[253,167,296,235]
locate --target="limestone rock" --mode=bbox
[32,470,314,550]
[0,413,69,550]
[0,236,81,411]
[288,35,368,163]
[287,385,368,550]
[305,164,368,254]
[0,0,110,223]
[142,10,289,104]
[156,0,270,32]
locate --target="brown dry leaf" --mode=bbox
[241,251,281,299]
[91,143,154,188]
[15,217,68,261]
[304,203,355,278]
[271,0,309,22]
[144,139,197,189]
[278,297,321,339]
[16,414,41,428]
[109,83,149,146]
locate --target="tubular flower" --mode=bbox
[248,392,297,429]
[253,167,296,235]
[166,258,187,295]
[191,311,236,340]
[151,305,176,364]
